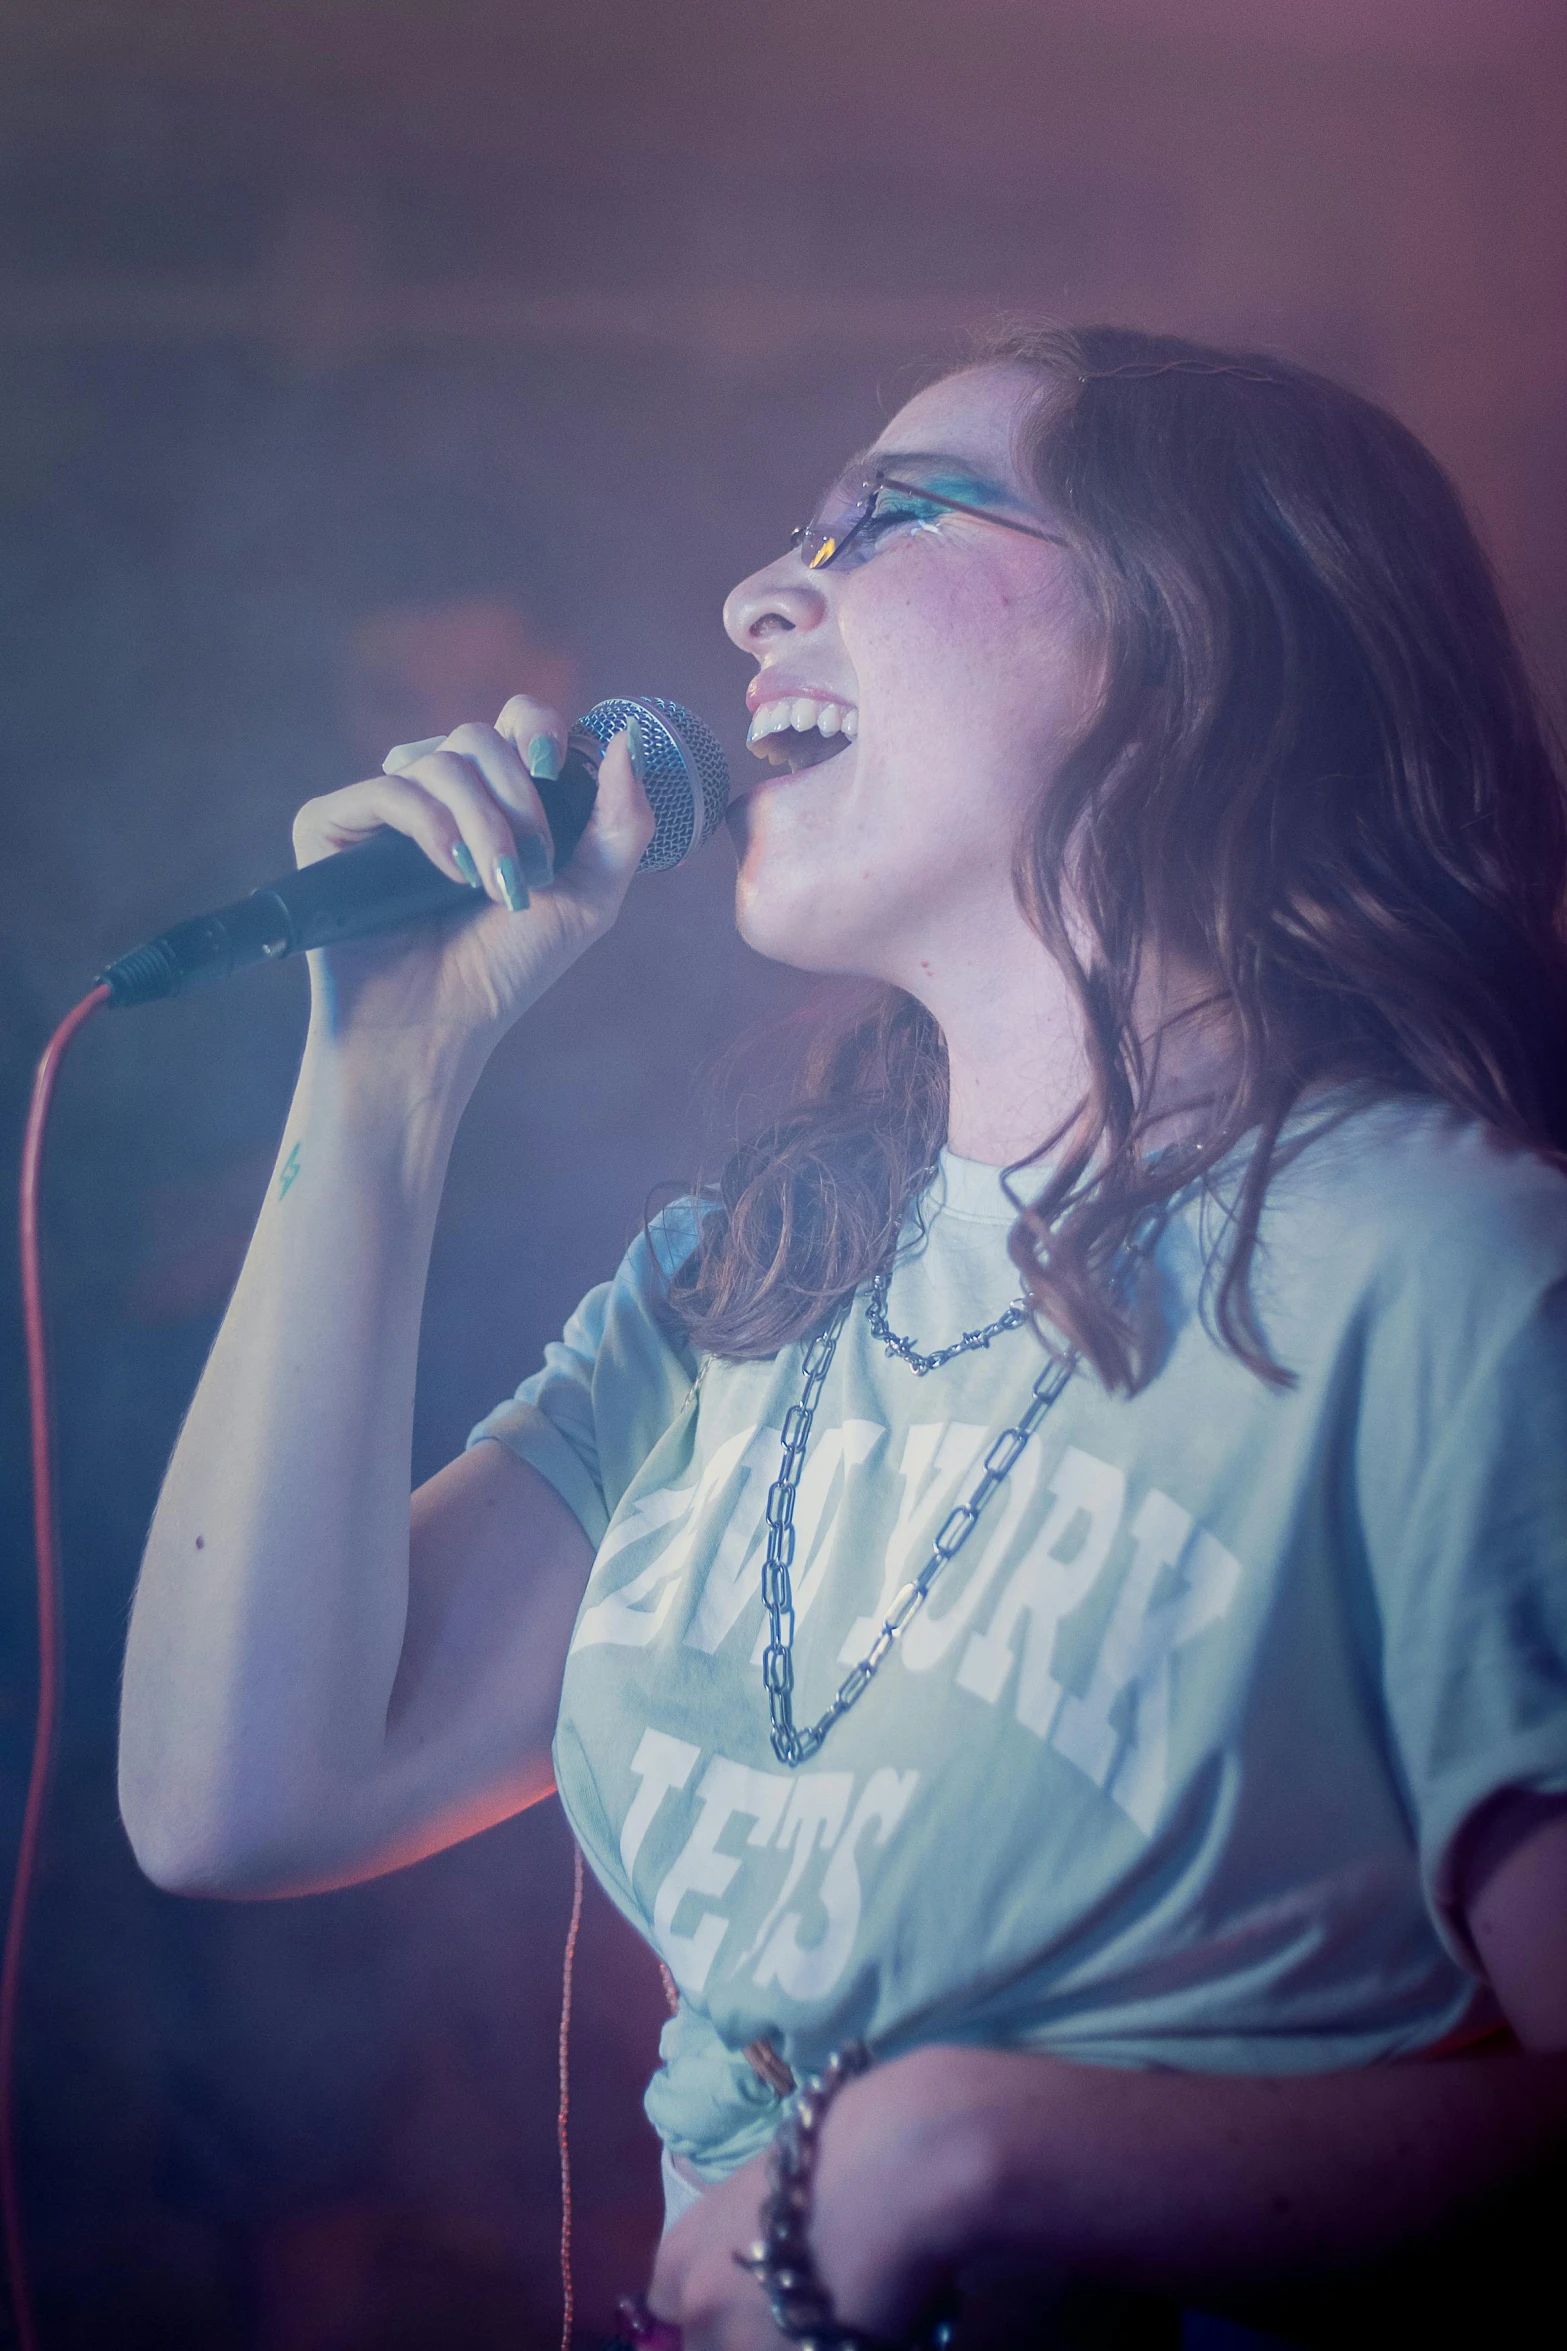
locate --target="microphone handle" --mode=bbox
[101,741,601,1007]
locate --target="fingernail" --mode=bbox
[451,842,482,890]
[518,832,553,890]
[494,854,528,913]
[527,732,562,782]
[624,713,646,783]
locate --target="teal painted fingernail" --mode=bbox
[494,854,528,913]
[518,832,553,890]
[527,732,562,782]
[452,841,482,890]
[624,713,646,782]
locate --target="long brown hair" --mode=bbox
[667,325,1567,1388]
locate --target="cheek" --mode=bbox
[847,553,1079,764]
[847,570,985,731]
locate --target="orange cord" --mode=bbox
[11,990,678,2351]
[557,1835,585,2351]
[555,1856,679,2351]
[5,983,110,2351]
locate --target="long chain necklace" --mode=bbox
[759,1282,1076,1768]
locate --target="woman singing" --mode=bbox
[119,326,1567,2346]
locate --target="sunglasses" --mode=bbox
[789,467,1068,571]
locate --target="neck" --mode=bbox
[917,930,1089,1167]
[918,932,1238,1170]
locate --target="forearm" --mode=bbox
[118,1027,473,1890]
[860,2042,1567,2302]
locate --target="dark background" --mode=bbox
[2,3,1564,2344]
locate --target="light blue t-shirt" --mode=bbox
[470,1092,1567,2176]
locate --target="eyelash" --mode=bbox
[864,490,944,535]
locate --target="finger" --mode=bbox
[292,772,476,883]
[391,746,537,909]
[570,720,656,880]
[438,721,557,890]
[382,735,447,772]
[493,693,568,787]
[391,721,558,895]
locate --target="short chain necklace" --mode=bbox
[863,1163,1028,1374]
[760,1287,1076,1768]
[864,1263,1028,1374]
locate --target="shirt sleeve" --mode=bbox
[1364,1243,1567,1966]
[466,1199,707,1548]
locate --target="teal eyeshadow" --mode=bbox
[892,469,1013,510]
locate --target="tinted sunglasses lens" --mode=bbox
[792,476,872,569]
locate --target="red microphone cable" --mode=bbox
[556,1837,585,2351]
[4,983,110,2351]
[11,991,670,2351]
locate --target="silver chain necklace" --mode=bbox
[862,1162,1029,1374]
[864,1263,1028,1374]
[759,1285,1076,1767]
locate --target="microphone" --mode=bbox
[99,696,729,1007]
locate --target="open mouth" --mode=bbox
[745,694,858,774]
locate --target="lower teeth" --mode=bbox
[758,728,850,770]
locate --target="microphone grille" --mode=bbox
[577,696,730,872]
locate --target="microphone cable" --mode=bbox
[556,1838,584,2351]
[8,996,638,2351]
[5,984,110,2351]
[8,986,598,2351]
[8,980,696,2351]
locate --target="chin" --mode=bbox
[732,877,832,974]
[731,869,900,984]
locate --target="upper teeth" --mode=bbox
[746,695,858,751]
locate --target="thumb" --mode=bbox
[572,719,657,882]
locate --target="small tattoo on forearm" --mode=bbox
[277,1142,302,1200]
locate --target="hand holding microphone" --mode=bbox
[326,701,597,916]
[100,694,730,1059]
[289,693,653,1053]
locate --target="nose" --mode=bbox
[723,549,828,654]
